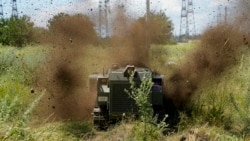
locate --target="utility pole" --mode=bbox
[146,0,150,48]
[217,6,222,25]
[98,0,102,38]
[187,0,196,36]
[146,0,150,21]
[179,0,196,41]
[224,6,228,25]
[12,0,18,18]
[180,0,187,41]
[98,0,110,39]
[104,0,110,38]
[0,0,3,18]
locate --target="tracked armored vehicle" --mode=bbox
[90,65,165,128]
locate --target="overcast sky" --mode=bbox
[1,0,234,35]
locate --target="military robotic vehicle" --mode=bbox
[90,65,165,128]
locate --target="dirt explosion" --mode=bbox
[165,25,245,109]
[34,5,151,120]
[34,1,249,120]
[35,14,99,120]
[163,0,250,109]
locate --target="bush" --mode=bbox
[0,16,34,47]
[129,11,174,46]
[0,47,40,85]
[126,73,167,141]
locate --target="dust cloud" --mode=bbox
[165,25,246,109]
[234,0,250,45]
[35,4,151,120]
[35,14,98,120]
[34,1,249,120]
[110,5,150,66]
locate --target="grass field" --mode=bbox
[0,42,249,140]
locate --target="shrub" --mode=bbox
[126,73,167,141]
[0,16,34,47]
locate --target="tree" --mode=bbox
[129,11,174,46]
[0,16,34,47]
[47,13,98,46]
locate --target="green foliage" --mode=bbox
[0,81,32,122]
[59,122,94,139]
[127,74,154,120]
[149,45,168,70]
[0,41,249,140]
[147,11,174,44]
[0,46,47,85]
[0,16,34,47]
[31,27,50,44]
[0,46,49,140]
[47,13,70,31]
[126,73,167,141]
[230,91,250,137]
[189,89,230,127]
[130,10,174,45]
[0,47,16,73]
[3,92,45,141]
[0,94,19,122]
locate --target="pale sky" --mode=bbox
[1,0,235,35]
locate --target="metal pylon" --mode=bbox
[98,0,110,38]
[0,0,3,18]
[12,0,18,17]
[179,0,196,41]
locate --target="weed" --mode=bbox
[0,94,19,122]
[59,121,94,139]
[126,73,167,141]
[3,91,45,141]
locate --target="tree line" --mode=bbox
[0,11,174,47]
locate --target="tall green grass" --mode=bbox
[149,42,197,76]
[0,45,48,116]
[0,45,49,140]
[0,45,48,85]
[2,92,45,141]
[191,48,248,139]
[188,47,250,136]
